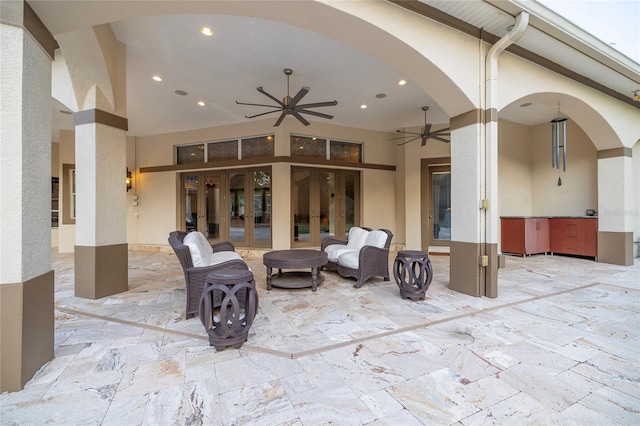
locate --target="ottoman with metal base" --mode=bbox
[393,250,433,300]
[199,267,259,350]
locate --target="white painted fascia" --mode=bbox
[493,0,640,80]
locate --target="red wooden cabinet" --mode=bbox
[501,217,550,255]
[501,217,597,259]
[549,217,598,257]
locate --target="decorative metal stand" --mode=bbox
[393,250,433,300]
[200,267,258,350]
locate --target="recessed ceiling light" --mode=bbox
[175,90,188,96]
[197,101,206,106]
[520,102,532,107]
[375,93,387,99]
[360,104,368,109]
[398,80,407,86]
[152,75,162,82]
[200,27,213,36]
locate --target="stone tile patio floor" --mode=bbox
[1,249,639,425]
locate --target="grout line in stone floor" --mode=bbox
[56,281,604,361]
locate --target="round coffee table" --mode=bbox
[263,249,328,291]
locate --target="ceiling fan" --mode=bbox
[236,68,338,127]
[391,106,450,146]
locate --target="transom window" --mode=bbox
[290,135,362,163]
[177,135,274,165]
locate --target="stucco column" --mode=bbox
[597,148,634,265]
[449,110,496,297]
[0,1,56,392]
[74,108,129,298]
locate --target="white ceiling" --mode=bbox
[50,1,638,140]
[110,13,446,137]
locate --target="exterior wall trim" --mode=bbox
[75,109,129,131]
[597,147,632,159]
[23,1,58,59]
[140,156,396,174]
[450,109,483,130]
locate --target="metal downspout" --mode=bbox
[483,11,529,297]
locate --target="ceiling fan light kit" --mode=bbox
[236,68,338,127]
[391,106,450,146]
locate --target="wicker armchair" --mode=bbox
[168,231,248,318]
[321,227,393,288]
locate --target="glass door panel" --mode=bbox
[343,172,358,240]
[229,171,246,245]
[318,171,336,243]
[292,169,311,244]
[430,169,451,245]
[204,173,222,242]
[183,174,199,232]
[292,167,360,247]
[252,169,271,246]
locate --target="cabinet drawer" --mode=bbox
[549,218,597,257]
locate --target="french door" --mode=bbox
[427,164,451,247]
[181,167,271,248]
[291,167,360,247]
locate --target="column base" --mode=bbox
[449,242,498,298]
[598,232,633,266]
[450,241,482,296]
[75,244,128,299]
[0,270,54,392]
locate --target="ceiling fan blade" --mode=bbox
[235,100,280,108]
[273,112,287,127]
[244,109,282,119]
[421,136,429,146]
[431,136,451,143]
[292,111,310,126]
[297,100,338,109]
[257,87,285,106]
[392,130,422,138]
[396,136,420,146]
[389,135,418,140]
[297,109,333,120]
[288,86,309,107]
[431,130,451,136]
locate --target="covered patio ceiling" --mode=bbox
[39,0,639,140]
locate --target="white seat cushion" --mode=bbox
[347,227,369,249]
[210,250,242,265]
[338,250,360,269]
[324,245,357,262]
[365,230,388,249]
[183,231,214,267]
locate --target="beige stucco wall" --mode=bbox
[133,118,397,248]
[530,119,597,216]
[0,22,52,282]
[498,120,533,216]
[499,53,639,150]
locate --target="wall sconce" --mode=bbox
[551,103,567,186]
[126,168,132,192]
